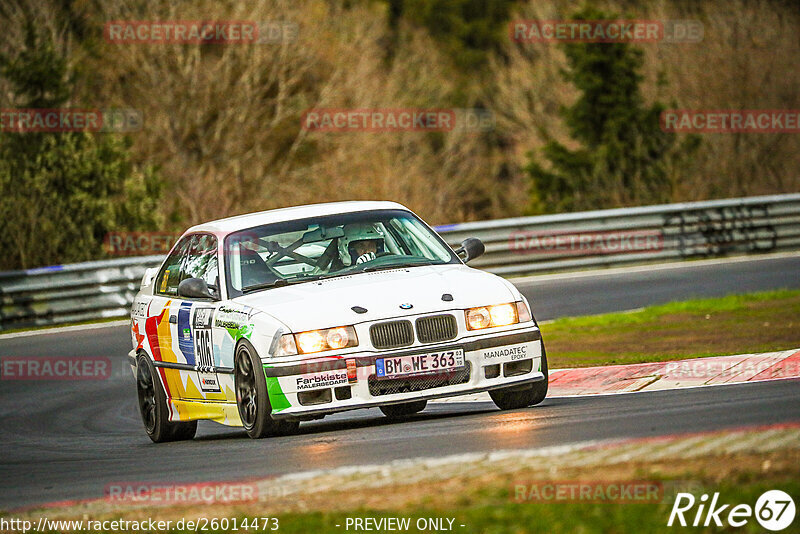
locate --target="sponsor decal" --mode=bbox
[483,344,528,361]
[131,300,148,318]
[296,370,349,391]
[214,305,253,329]
[201,377,218,388]
[194,307,214,329]
[214,318,242,329]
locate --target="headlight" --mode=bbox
[465,302,522,330]
[274,326,359,356]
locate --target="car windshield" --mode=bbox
[224,209,458,296]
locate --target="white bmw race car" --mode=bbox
[129,201,547,442]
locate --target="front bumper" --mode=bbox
[262,326,544,419]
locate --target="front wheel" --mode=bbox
[380,400,427,418]
[235,341,299,439]
[136,354,197,443]
[490,341,549,410]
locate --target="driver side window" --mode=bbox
[156,237,192,296]
[184,234,219,293]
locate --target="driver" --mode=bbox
[340,223,385,265]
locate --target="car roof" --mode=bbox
[187,200,411,235]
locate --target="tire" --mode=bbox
[489,340,549,410]
[136,353,197,443]
[379,400,427,418]
[235,340,299,439]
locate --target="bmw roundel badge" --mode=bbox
[399,303,413,309]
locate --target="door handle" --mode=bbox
[169,315,177,324]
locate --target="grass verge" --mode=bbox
[541,289,800,368]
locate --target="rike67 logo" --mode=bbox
[668,490,796,531]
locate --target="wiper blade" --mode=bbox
[241,279,289,293]
[361,260,434,272]
[242,273,337,293]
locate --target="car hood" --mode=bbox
[232,264,518,332]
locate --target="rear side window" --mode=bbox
[156,237,192,296]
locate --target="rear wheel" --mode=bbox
[136,354,197,443]
[235,340,299,439]
[379,400,427,418]
[490,341,549,410]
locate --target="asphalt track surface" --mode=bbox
[1,254,799,510]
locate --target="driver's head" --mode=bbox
[352,239,378,257]
[341,223,384,264]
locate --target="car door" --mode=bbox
[175,233,227,401]
[145,235,193,405]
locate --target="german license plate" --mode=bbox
[375,349,465,379]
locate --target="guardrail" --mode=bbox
[2,193,799,331]
[435,193,800,276]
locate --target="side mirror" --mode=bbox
[178,277,216,300]
[455,237,485,263]
[141,267,158,288]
